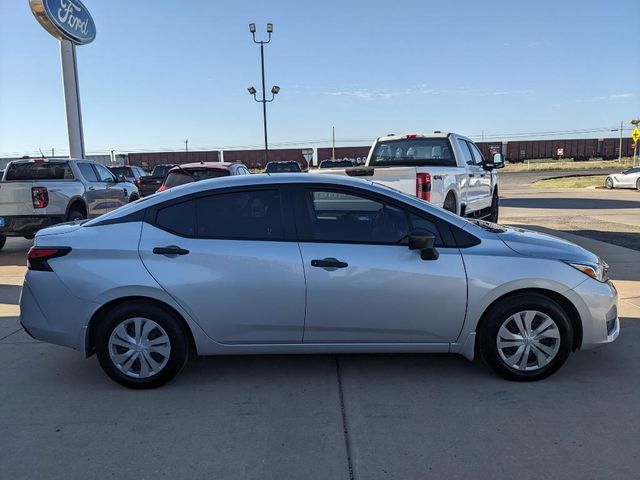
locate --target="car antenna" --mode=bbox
[38,148,46,158]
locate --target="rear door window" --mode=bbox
[78,163,99,182]
[196,189,284,240]
[5,161,74,181]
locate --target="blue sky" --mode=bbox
[1,0,639,156]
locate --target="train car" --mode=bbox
[222,148,308,170]
[128,151,221,170]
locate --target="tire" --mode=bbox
[636,178,640,191]
[95,301,190,389]
[129,194,140,203]
[443,192,457,215]
[487,191,499,223]
[478,293,573,381]
[605,177,613,189]
[0,235,6,252]
[67,209,86,222]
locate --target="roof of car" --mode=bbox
[168,162,238,171]
[85,173,468,230]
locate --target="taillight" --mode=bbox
[32,187,49,209]
[27,247,71,271]
[135,179,141,188]
[416,173,431,201]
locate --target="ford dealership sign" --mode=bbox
[30,0,96,45]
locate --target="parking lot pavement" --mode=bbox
[1,208,640,479]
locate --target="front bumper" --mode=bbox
[0,215,66,236]
[567,279,620,349]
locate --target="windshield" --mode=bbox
[151,165,174,177]
[5,161,74,181]
[319,160,354,168]
[163,169,229,188]
[265,162,301,173]
[369,138,456,167]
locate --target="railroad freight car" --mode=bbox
[128,151,221,170]
[222,148,308,170]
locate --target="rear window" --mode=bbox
[109,167,132,176]
[5,161,74,181]
[369,138,456,167]
[163,169,230,188]
[319,160,355,169]
[265,162,301,173]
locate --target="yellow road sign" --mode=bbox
[632,127,640,143]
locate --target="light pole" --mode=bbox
[247,23,280,165]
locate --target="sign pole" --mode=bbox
[60,39,85,159]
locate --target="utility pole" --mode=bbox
[619,120,623,162]
[51,148,54,157]
[332,126,336,160]
[184,139,188,153]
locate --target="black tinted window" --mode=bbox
[5,161,74,181]
[78,163,98,182]
[265,162,301,173]
[305,190,440,244]
[156,200,196,236]
[196,190,283,240]
[370,138,455,167]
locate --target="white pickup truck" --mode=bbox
[315,132,504,221]
[0,158,139,250]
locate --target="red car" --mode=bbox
[157,162,251,193]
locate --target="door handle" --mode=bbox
[468,174,475,178]
[153,246,190,256]
[87,186,95,191]
[311,258,348,269]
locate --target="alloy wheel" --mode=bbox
[108,317,171,378]
[496,310,560,371]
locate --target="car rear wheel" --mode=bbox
[95,301,189,389]
[478,293,573,381]
[605,177,613,189]
[67,209,86,222]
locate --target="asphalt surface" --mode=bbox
[1,172,640,479]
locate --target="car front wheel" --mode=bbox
[478,293,573,381]
[605,177,613,189]
[95,301,189,389]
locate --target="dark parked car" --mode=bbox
[157,162,250,192]
[108,165,147,190]
[138,164,177,196]
[264,161,303,173]
[318,159,355,169]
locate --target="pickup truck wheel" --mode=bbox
[443,193,457,214]
[0,235,6,251]
[67,210,86,222]
[487,192,499,223]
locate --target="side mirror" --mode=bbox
[483,153,504,170]
[408,233,439,261]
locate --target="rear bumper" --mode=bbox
[0,215,66,236]
[19,274,99,353]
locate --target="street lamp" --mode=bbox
[247,22,279,164]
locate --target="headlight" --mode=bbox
[567,259,609,282]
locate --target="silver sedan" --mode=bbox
[20,174,619,388]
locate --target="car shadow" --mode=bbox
[501,197,640,210]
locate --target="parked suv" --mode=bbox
[157,162,250,193]
[0,158,139,250]
[109,165,147,190]
[138,164,177,197]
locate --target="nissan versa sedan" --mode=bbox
[20,174,619,388]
